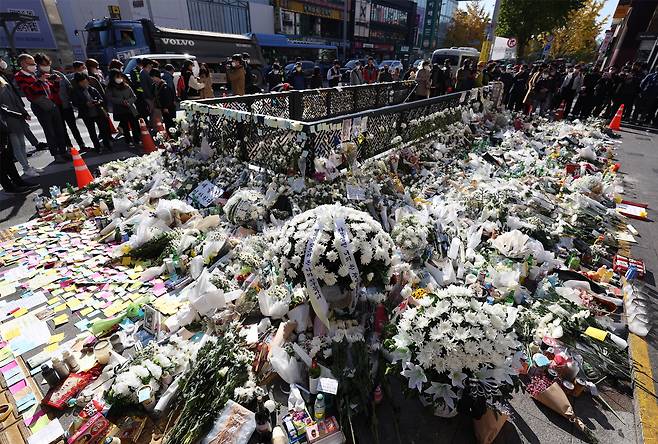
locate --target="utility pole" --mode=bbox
[480,0,502,63]
[342,0,348,61]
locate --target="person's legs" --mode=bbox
[82,117,102,151]
[0,135,25,191]
[129,114,141,145]
[31,104,58,156]
[61,106,86,148]
[56,104,74,147]
[96,116,112,149]
[8,133,30,170]
[51,111,69,155]
[118,117,132,144]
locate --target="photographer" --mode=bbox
[71,72,112,154]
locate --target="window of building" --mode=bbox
[370,4,407,26]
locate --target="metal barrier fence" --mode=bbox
[182,82,502,174]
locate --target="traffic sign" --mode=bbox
[507,38,517,48]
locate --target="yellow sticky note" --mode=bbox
[2,327,21,341]
[12,307,28,318]
[129,281,143,290]
[80,307,93,317]
[584,327,608,341]
[53,314,69,327]
[66,299,83,311]
[121,257,132,266]
[47,297,60,306]
[49,333,65,344]
[53,303,67,313]
[44,343,60,353]
[133,265,144,273]
[29,415,50,434]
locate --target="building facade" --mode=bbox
[273,0,348,51]
[600,0,658,71]
[351,0,417,60]
[416,0,457,52]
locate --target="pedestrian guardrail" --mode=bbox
[182,82,503,174]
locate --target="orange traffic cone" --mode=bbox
[71,147,93,188]
[154,116,167,138]
[609,104,624,131]
[555,100,566,121]
[138,118,157,153]
[107,115,118,134]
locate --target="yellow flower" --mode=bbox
[120,244,132,255]
[412,288,428,299]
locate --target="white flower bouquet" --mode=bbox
[386,285,521,417]
[391,213,432,261]
[268,204,395,300]
[223,188,267,226]
[105,336,196,407]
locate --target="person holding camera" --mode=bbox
[71,72,112,154]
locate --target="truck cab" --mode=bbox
[85,18,152,66]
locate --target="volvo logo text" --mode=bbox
[162,38,195,46]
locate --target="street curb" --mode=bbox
[629,333,658,443]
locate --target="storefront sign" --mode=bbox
[421,0,442,49]
[279,0,343,20]
[0,0,57,50]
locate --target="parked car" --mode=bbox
[379,60,403,72]
[284,61,316,79]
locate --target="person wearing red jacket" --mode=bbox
[363,57,379,84]
[14,54,70,162]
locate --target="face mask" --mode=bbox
[26,65,37,73]
[273,70,279,74]
[232,61,238,67]
[40,65,51,73]
[82,69,88,75]
[114,77,124,84]
[296,67,302,72]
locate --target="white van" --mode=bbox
[431,47,480,78]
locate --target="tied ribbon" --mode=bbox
[334,216,360,314]
[303,224,331,328]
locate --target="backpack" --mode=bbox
[177,75,187,99]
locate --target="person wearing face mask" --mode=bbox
[34,53,89,152]
[85,59,105,95]
[310,66,323,88]
[350,61,364,85]
[105,69,141,148]
[162,64,176,92]
[70,72,112,154]
[530,67,552,115]
[228,55,247,95]
[327,60,341,87]
[266,63,284,91]
[198,64,214,99]
[180,60,205,99]
[139,59,161,127]
[150,69,176,132]
[415,60,432,100]
[287,62,307,90]
[430,63,445,97]
[242,52,259,94]
[0,58,49,153]
[363,57,378,84]
[14,54,70,162]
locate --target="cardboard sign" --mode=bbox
[187,180,223,207]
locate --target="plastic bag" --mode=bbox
[270,346,302,385]
[288,384,306,411]
[287,304,310,333]
[258,289,290,319]
[201,400,256,444]
[187,269,226,316]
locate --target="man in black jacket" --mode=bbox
[266,63,284,91]
[70,72,112,153]
[150,69,176,131]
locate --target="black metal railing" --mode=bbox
[183,82,503,174]
[194,81,418,121]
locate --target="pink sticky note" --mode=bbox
[9,379,27,395]
[0,360,18,374]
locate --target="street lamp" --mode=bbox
[0,12,39,59]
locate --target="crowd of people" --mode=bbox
[2,48,658,195]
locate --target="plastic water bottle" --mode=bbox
[314,393,325,420]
